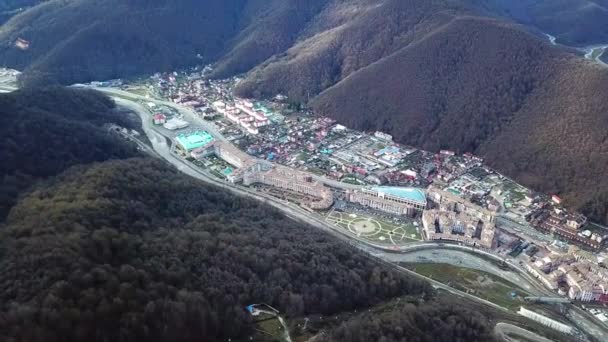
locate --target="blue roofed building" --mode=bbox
[346,186,427,216]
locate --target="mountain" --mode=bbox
[469,0,608,46]
[234,4,608,223]
[0,1,43,24]
[0,86,138,219]
[301,16,608,224]
[0,157,457,342]
[0,0,330,86]
[3,0,608,86]
[1,0,608,224]
[0,87,506,341]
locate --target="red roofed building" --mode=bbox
[153,113,166,125]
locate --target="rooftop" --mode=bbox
[371,186,427,204]
[176,131,214,151]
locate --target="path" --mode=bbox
[494,322,554,342]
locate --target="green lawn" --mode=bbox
[326,210,421,245]
[402,263,530,311]
[252,313,284,342]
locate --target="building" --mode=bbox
[163,117,190,130]
[244,165,333,210]
[194,141,333,210]
[15,38,30,50]
[175,131,215,152]
[421,187,496,248]
[152,113,166,125]
[346,187,426,216]
[536,212,601,249]
[558,263,608,302]
[517,307,574,335]
[374,131,393,142]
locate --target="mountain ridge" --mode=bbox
[1,0,608,223]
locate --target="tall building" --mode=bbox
[244,165,333,210]
[422,187,496,248]
[195,141,333,210]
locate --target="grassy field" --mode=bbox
[402,263,531,311]
[252,312,285,342]
[326,209,421,245]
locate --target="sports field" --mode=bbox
[326,209,421,245]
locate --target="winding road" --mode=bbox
[85,86,608,341]
[110,91,516,314]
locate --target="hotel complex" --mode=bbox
[346,186,427,216]
[422,187,496,249]
[181,133,333,210]
[244,165,333,210]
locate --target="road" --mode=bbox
[567,308,608,342]
[495,322,554,342]
[583,45,608,67]
[96,87,367,191]
[383,249,545,296]
[107,88,608,340]
[114,93,515,314]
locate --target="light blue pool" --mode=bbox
[372,186,427,204]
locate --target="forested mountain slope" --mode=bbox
[0,87,500,341]
[318,303,495,342]
[306,17,608,223]
[0,86,138,219]
[0,158,438,342]
[469,0,608,46]
[1,0,607,224]
[0,0,43,23]
[0,0,328,86]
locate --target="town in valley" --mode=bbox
[84,64,608,338]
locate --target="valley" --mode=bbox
[2,1,608,341]
[66,67,607,340]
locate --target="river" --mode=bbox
[543,33,608,66]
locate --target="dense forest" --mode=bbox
[469,0,608,46]
[302,17,608,225]
[3,0,608,86]
[0,86,138,219]
[318,303,496,342]
[0,0,328,86]
[0,86,506,341]
[3,1,608,224]
[0,158,435,341]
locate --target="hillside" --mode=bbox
[469,0,608,46]
[0,86,138,219]
[0,0,329,86]
[236,12,608,224]
[0,158,446,342]
[0,87,504,341]
[306,17,608,223]
[0,0,246,85]
[1,0,608,224]
[234,0,463,100]
[0,0,43,23]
